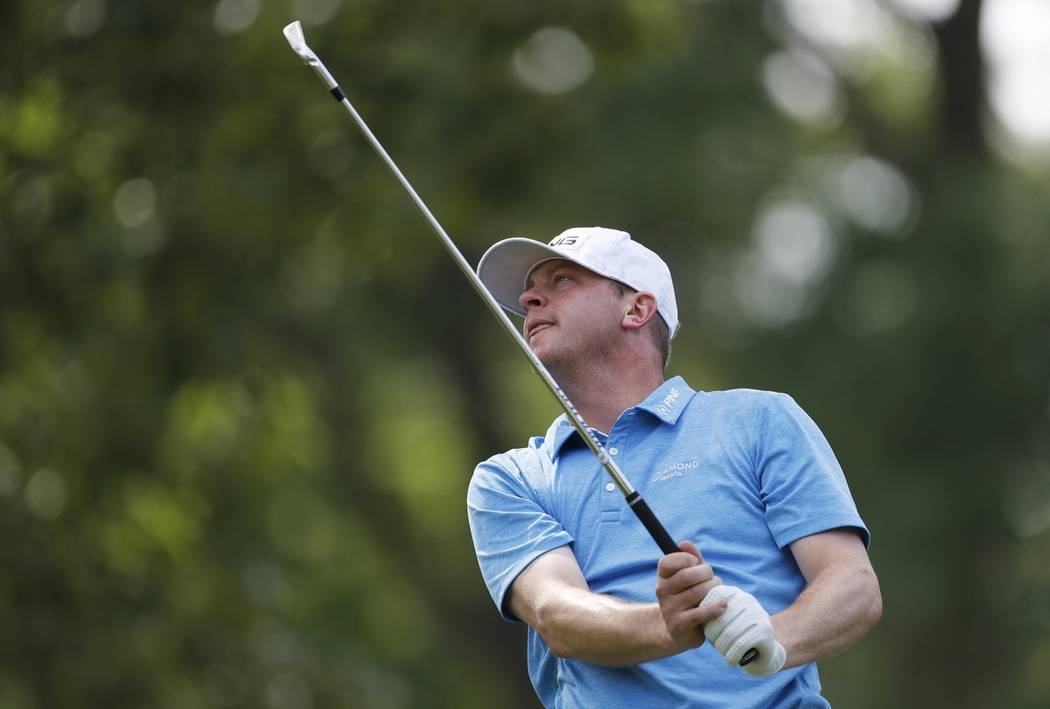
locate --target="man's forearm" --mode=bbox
[772,560,882,668]
[531,587,683,666]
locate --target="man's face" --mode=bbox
[518,259,628,369]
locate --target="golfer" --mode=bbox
[467,227,881,708]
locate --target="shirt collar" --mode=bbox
[537,415,582,460]
[635,375,696,425]
[537,376,696,459]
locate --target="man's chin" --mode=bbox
[528,333,575,373]
[532,346,569,374]
[528,341,553,364]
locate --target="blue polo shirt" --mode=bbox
[467,376,869,708]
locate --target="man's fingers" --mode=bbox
[657,540,705,579]
[670,574,722,608]
[656,540,729,651]
[694,597,729,625]
[678,540,704,563]
[690,576,723,605]
[657,563,717,597]
[657,551,700,579]
[669,593,729,638]
[667,602,726,639]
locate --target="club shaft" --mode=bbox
[329,88,682,534]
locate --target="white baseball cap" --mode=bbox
[477,227,679,336]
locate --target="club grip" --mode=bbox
[627,492,760,666]
[626,493,678,554]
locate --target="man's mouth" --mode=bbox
[527,321,553,340]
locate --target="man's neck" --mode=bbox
[552,359,665,434]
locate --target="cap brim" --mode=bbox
[477,238,566,317]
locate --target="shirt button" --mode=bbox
[605,482,615,492]
[608,447,619,456]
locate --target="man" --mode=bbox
[467,227,881,707]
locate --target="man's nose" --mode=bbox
[519,286,546,311]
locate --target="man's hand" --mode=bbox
[699,585,787,677]
[655,541,727,651]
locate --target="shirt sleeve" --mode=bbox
[466,452,575,622]
[756,393,870,549]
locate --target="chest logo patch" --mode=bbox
[651,458,699,482]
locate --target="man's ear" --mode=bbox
[622,292,658,331]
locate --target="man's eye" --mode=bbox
[554,274,570,283]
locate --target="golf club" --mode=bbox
[282,20,759,667]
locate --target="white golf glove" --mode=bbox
[699,585,787,677]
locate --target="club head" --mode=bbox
[282,19,339,90]
[283,21,312,60]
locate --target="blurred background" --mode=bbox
[2,0,1049,707]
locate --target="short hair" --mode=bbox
[609,281,672,370]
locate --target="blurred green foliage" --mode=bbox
[2,0,1049,707]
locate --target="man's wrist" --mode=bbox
[770,613,793,669]
[650,603,699,656]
